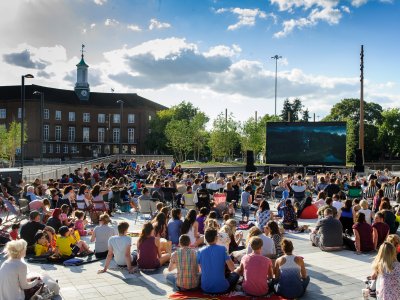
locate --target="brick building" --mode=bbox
[0,52,166,161]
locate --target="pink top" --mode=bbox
[74,220,87,236]
[241,253,272,296]
[29,200,43,211]
[60,213,68,223]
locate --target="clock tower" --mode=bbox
[74,44,90,101]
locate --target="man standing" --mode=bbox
[310,208,343,251]
[197,228,239,294]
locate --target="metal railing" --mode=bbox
[23,154,173,182]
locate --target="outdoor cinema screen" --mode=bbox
[266,122,347,166]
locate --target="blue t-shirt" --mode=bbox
[167,219,183,245]
[197,244,229,293]
[241,191,251,207]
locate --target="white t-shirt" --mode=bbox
[246,234,276,257]
[359,208,373,225]
[94,225,117,253]
[332,200,343,211]
[108,235,132,266]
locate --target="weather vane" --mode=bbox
[81,44,85,58]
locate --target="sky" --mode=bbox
[0,0,399,123]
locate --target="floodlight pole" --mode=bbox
[271,55,282,116]
[359,45,365,164]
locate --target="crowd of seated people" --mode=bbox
[1,160,400,298]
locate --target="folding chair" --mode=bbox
[4,200,25,222]
[347,187,362,199]
[135,199,156,224]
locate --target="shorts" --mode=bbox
[241,206,250,218]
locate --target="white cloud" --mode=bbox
[149,18,171,30]
[341,6,351,13]
[127,24,142,32]
[105,18,119,26]
[90,23,96,29]
[94,0,107,5]
[216,7,275,30]
[351,0,368,7]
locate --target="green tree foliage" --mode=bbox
[165,119,192,162]
[209,112,241,161]
[0,121,26,167]
[323,98,383,162]
[301,108,311,122]
[378,108,400,159]
[280,98,304,121]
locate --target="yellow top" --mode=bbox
[34,243,49,256]
[56,236,75,256]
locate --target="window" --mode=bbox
[18,108,21,119]
[48,144,53,154]
[98,114,105,123]
[98,128,105,143]
[0,109,6,119]
[113,128,120,143]
[83,127,90,142]
[43,125,49,141]
[113,114,120,123]
[83,113,90,123]
[128,128,135,143]
[149,115,152,121]
[63,144,68,154]
[44,109,49,120]
[128,114,135,123]
[68,127,75,142]
[71,145,78,154]
[55,110,61,120]
[42,144,46,154]
[55,126,61,141]
[56,144,60,154]
[68,112,75,122]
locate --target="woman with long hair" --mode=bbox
[152,212,167,239]
[257,200,271,230]
[373,189,385,213]
[353,212,374,253]
[297,196,317,219]
[267,220,283,257]
[371,242,400,299]
[137,222,171,269]
[181,209,201,246]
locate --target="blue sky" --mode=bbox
[0,0,399,122]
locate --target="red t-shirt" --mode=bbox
[9,230,19,240]
[241,253,272,296]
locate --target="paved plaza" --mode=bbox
[0,210,375,300]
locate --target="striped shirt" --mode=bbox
[171,247,199,289]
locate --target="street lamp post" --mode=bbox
[33,91,44,165]
[271,55,282,116]
[116,100,124,155]
[20,74,34,169]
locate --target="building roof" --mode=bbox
[76,57,89,68]
[0,85,167,110]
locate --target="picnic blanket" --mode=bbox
[27,255,103,266]
[169,290,287,299]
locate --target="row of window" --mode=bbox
[0,108,136,124]
[43,126,135,143]
[41,144,137,155]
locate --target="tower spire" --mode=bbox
[81,44,85,59]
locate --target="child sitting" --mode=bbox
[34,230,51,257]
[9,223,20,240]
[43,226,57,250]
[60,204,73,227]
[55,226,93,258]
[74,211,89,236]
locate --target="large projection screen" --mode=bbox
[266,122,347,166]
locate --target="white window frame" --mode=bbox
[71,145,78,154]
[83,113,90,123]
[43,125,49,141]
[128,128,135,143]
[42,144,46,154]
[44,109,49,120]
[98,113,105,123]
[48,144,53,154]
[128,114,135,124]
[56,144,60,154]
[83,127,90,142]
[55,126,61,141]
[113,114,120,124]
[98,127,105,143]
[68,112,75,122]
[68,127,75,142]
[113,128,120,143]
[0,109,6,119]
[63,144,68,154]
[55,110,61,120]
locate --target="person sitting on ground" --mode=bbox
[152,212,167,239]
[291,180,306,203]
[60,204,73,227]
[267,220,283,257]
[196,207,208,235]
[194,182,211,210]
[245,226,276,259]
[310,208,343,251]
[197,228,239,294]
[353,212,374,253]
[257,200,271,230]
[55,226,92,258]
[314,191,327,208]
[0,239,43,300]
[225,219,244,253]
[99,221,135,273]
[181,209,201,247]
[34,230,51,257]
[386,234,400,262]
[137,222,171,270]
[10,222,20,240]
[380,199,398,234]
[20,210,46,253]
[358,199,373,225]
[166,234,199,291]
[168,208,183,245]
[235,236,274,297]
[324,178,341,197]
[282,199,298,230]
[274,239,310,299]
[74,210,88,236]
[46,208,62,233]
[339,199,354,235]
[317,197,338,219]
[372,212,390,251]
[90,213,116,259]
[371,242,400,299]
[297,196,318,219]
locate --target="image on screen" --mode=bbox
[266,122,347,166]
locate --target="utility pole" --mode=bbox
[271,55,282,116]
[359,45,365,164]
[255,111,257,125]
[313,113,316,122]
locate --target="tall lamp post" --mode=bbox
[21,74,34,169]
[116,100,124,155]
[271,55,282,116]
[33,91,44,165]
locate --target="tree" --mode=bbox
[378,108,400,159]
[0,121,26,167]
[301,108,311,122]
[209,112,241,161]
[165,119,192,162]
[280,98,304,122]
[190,112,209,161]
